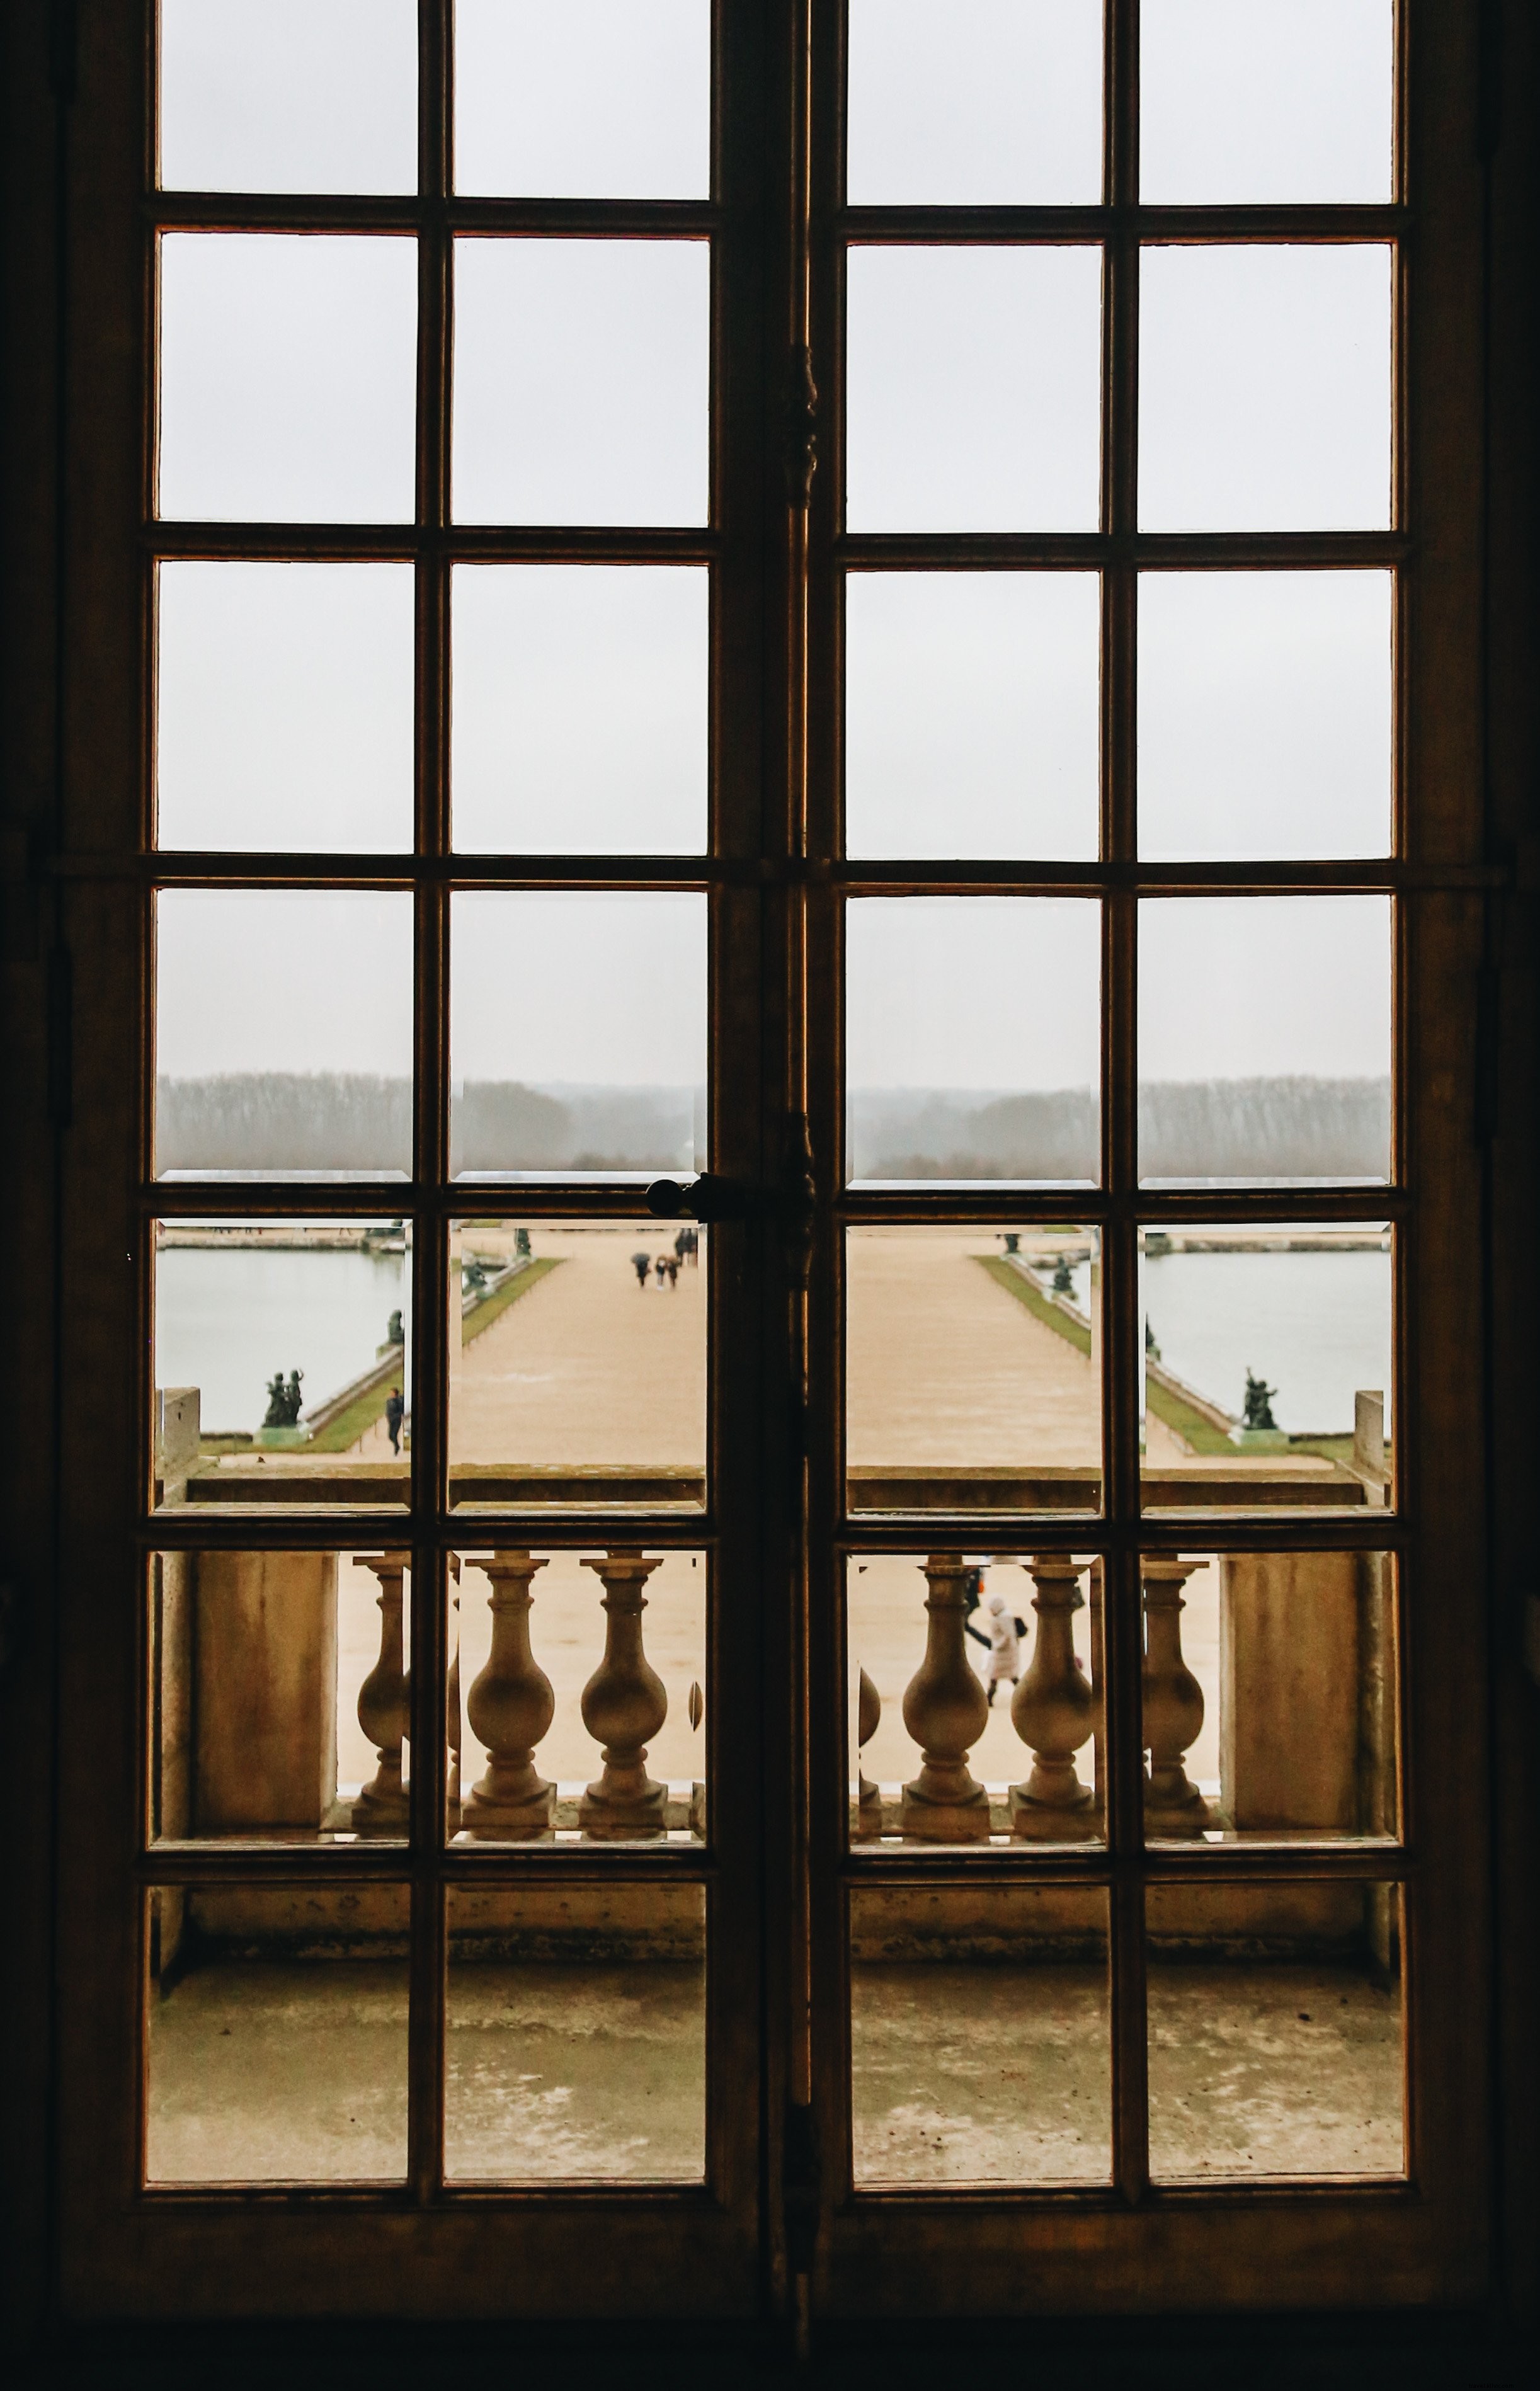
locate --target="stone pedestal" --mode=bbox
[900,1555,991,1842]
[194,1549,338,1831]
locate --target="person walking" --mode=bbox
[631,1250,651,1289]
[664,1255,680,1289]
[655,1254,668,1287]
[384,1387,405,1456]
[982,1588,1024,1708]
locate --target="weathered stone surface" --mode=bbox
[1221,1550,1362,1830]
[194,1549,338,1830]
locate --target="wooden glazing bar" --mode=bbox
[137,1850,717,1886]
[140,1511,720,1551]
[835,1185,1408,1224]
[147,1495,1394,1559]
[840,206,1406,246]
[844,1850,1410,1888]
[835,861,1416,894]
[137,1178,1410,1225]
[402,0,452,2211]
[840,531,1410,569]
[1100,0,1151,2211]
[145,524,722,563]
[836,1516,1408,1556]
[147,195,721,238]
[140,855,718,886]
[128,850,1503,894]
[130,855,1507,894]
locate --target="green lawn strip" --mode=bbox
[976,1253,1241,1456]
[462,1255,562,1345]
[301,1262,562,1456]
[305,1367,409,1455]
[304,1261,563,1453]
[1143,1380,1236,1456]
[976,1254,1092,1355]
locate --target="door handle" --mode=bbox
[646,1173,761,1223]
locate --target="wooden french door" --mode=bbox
[48,0,1492,2331]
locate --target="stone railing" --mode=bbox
[155,1541,705,1847]
[856,1544,1394,1847]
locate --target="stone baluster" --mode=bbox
[352,1551,411,1835]
[463,1551,555,1839]
[1010,1555,1098,1840]
[579,1549,668,1839]
[852,1665,883,1841]
[446,1554,462,1835]
[1143,1555,1212,1835]
[899,1555,991,1841]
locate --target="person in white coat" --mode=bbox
[982,1588,1023,1708]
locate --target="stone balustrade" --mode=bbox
[351,1550,411,1836]
[899,1555,992,1841]
[1009,1556,1098,1841]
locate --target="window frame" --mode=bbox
[8,0,1502,2330]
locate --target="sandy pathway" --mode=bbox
[453,1227,705,1468]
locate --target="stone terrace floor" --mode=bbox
[147,1957,1403,2187]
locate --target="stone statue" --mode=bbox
[1052,1257,1074,1298]
[1243,1368,1279,1432]
[386,1308,404,1345]
[261,1369,304,1429]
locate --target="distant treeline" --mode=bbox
[853,1076,1391,1183]
[156,1075,701,1175]
[157,1072,1389,1182]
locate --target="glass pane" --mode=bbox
[1138,896,1392,1187]
[452,566,707,855]
[845,573,1099,861]
[1141,0,1394,205]
[159,0,418,195]
[447,1883,705,2179]
[847,1227,1101,1514]
[145,1882,409,2181]
[154,1221,411,1514]
[452,1548,705,1839]
[157,562,415,853]
[846,248,1102,532]
[149,1549,419,1844]
[1141,1223,1393,1508]
[453,239,709,528]
[450,892,707,1179]
[1146,1881,1405,2176]
[1131,1549,1398,1849]
[847,0,1102,205]
[846,898,1100,1185]
[1138,572,1393,862]
[159,234,418,524]
[1139,246,1392,533]
[455,0,709,200]
[851,1884,1110,2184]
[448,1223,705,1509]
[156,890,414,1179]
[848,1554,1104,1848]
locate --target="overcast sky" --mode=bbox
[154,1,1396,1109]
